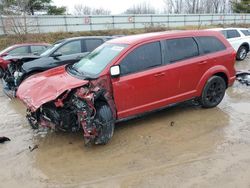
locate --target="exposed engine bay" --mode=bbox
[4,61,23,88]
[26,81,115,145]
[3,57,37,97]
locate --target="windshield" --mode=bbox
[69,43,127,77]
[0,46,15,55]
[40,41,63,56]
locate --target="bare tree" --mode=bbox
[163,0,233,14]
[92,8,111,15]
[124,1,156,14]
[74,4,111,15]
[74,4,92,15]
[0,0,39,35]
[163,0,183,13]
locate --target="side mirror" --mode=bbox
[110,65,120,77]
[51,52,62,58]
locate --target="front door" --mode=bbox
[112,41,171,119]
[52,40,83,67]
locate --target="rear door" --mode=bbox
[83,38,104,52]
[78,38,104,60]
[163,37,204,98]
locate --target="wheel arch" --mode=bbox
[196,66,230,96]
[94,90,117,119]
[239,42,250,53]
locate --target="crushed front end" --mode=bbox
[24,79,116,145]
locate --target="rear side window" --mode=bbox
[31,45,48,55]
[226,30,241,39]
[120,42,162,75]
[196,36,226,54]
[165,37,199,63]
[84,39,103,52]
[8,46,29,55]
[241,30,250,36]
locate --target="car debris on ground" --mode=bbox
[236,70,250,86]
[0,137,11,143]
[29,145,39,152]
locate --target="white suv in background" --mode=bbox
[209,28,250,61]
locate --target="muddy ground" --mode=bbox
[1,58,250,188]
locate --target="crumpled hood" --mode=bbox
[16,66,89,111]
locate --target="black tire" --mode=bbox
[0,67,4,78]
[236,46,248,61]
[200,76,226,108]
[95,104,114,145]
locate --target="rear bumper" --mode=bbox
[2,78,16,98]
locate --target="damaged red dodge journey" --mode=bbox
[17,31,236,145]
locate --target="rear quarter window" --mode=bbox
[165,37,199,63]
[196,36,226,54]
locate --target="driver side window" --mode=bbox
[120,41,162,76]
[55,40,81,56]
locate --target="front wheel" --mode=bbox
[200,76,226,108]
[94,104,114,145]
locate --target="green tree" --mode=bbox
[27,0,51,15]
[0,0,66,15]
[232,0,250,13]
[47,5,66,15]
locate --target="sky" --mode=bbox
[52,0,166,14]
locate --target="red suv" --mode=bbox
[17,30,236,145]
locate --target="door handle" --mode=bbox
[198,60,208,65]
[154,72,165,77]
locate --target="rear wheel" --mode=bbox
[0,67,4,78]
[237,46,248,61]
[200,76,226,108]
[95,104,114,145]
